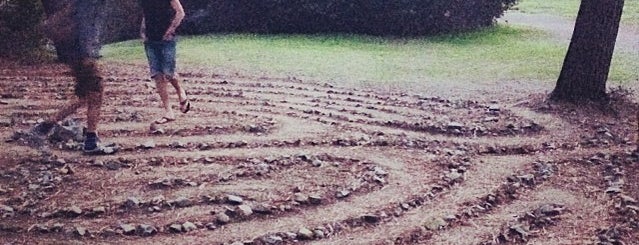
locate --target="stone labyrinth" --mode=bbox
[0,64,638,244]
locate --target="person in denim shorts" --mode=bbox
[26,0,116,155]
[140,0,191,125]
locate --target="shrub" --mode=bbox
[180,0,519,36]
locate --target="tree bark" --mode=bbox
[550,0,624,102]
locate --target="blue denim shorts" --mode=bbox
[144,40,177,78]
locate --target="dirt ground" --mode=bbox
[1,12,639,245]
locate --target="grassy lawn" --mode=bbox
[516,0,639,24]
[103,1,639,88]
[103,25,638,87]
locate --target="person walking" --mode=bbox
[140,0,191,125]
[25,0,115,155]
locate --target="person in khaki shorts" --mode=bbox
[140,0,191,125]
[25,0,116,155]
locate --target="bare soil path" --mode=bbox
[0,11,638,245]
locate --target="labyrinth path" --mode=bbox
[0,63,637,244]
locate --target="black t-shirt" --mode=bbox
[139,0,175,41]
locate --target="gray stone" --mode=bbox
[216,212,231,224]
[253,203,274,214]
[51,223,64,232]
[34,224,49,233]
[141,140,156,149]
[313,229,325,238]
[205,223,217,230]
[237,205,253,217]
[606,185,622,194]
[309,195,323,205]
[336,190,351,199]
[120,224,136,235]
[621,194,637,204]
[294,193,309,204]
[423,217,447,230]
[67,206,83,216]
[362,214,380,223]
[227,194,244,205]
[182,221,197,232]
[446,169,463,182]
[92,206,106,214]
[150,195,165,205]
[169,224,183,233]
[125,197,141,208]
[0,118,12,127]
[173,197,192,207]
[298,227,314,240]
[447,122,464,130]
[137,224,157,236]
[74,227,88,236]
[261,235,284,244]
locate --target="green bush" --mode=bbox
[180,0,519,36]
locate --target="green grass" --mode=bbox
[516,0,639,24]
[103,25,638,87]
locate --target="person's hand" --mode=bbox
[162,31,175,41]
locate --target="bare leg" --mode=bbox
[167,75,186,102]
[50,98,85,123]
[155,75,175,120]
[85,90,102,133]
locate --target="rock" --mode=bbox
[362,214,380,223]
[374,167,388,176]
[74,227,88,237]
[309,195,323,205]
[137,224,157,236]
[313,229,325,239]
[169,224,183,233]
[1,205,15,217]
[205,223,217,230]
[237,205,253,217]
[509,223,529,239]
[182,221,197,232]
[488,105,501,112]
[446,169,462,182]
[141,140,156,149]
[447,122,464,130]
[51,223,64,232]
[120,224,136,235]
[253,203,274,214]
[537,204,564,216]
[151,195,165,205]
[606,185,622,194]
[173,197,192,207]
[294,193,309,204]
[170,141,186,148]
[216,212,231,224]
[0,118,10,126]
[91,206,106,215]
[261,235,284,244]
[125,197,141,208]
[227,194,244,205]
[69,206,83,215]
[336,190,351,199]
[621,195,637,204]
[298,227,314,240]
[34,224,49,233]
[423,217,447,230]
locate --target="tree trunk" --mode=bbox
[550,0,624,102]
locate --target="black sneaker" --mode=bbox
[83,132,118,155]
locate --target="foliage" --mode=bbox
[0,0,48,61]
[179,0,519,36]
